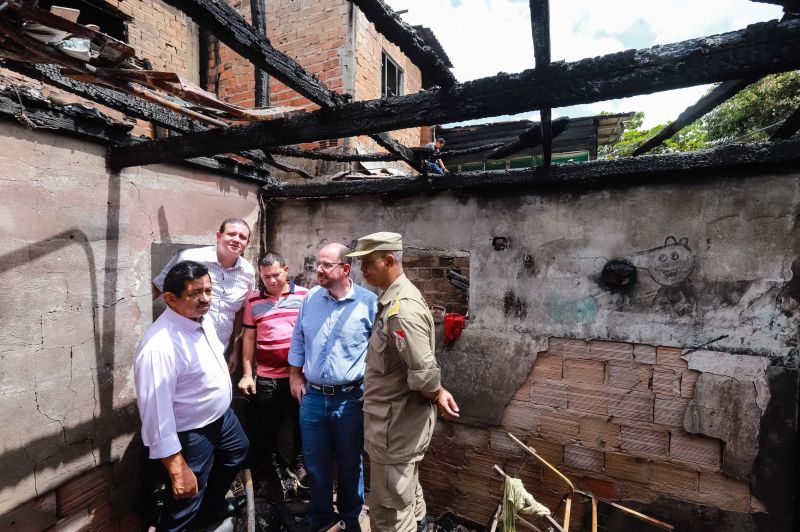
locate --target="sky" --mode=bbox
[387,0,783,128]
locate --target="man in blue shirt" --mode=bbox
[289,243,377,530]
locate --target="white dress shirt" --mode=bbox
[153,245,255,349]
[134,307,232,459]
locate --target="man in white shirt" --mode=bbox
[136,261,249,531]
[153,218,255,371]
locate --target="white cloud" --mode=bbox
[388,0,783,127]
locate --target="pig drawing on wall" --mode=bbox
[627,236,697,316]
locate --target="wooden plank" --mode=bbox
[268,146,401,161]
[107,18,800,168]
[260,139,800,198]
[770,107,800,139]
[530,0,553,165]
[349,0,456,88]
[632,78,756,155]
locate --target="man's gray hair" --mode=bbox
[385,250,403,263]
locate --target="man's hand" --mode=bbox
[227,353,239,374]
[161,453,198,500]
[238,374,256,395]
[434,387,460,418]
[289,366,306,404]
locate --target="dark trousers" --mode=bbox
[160,409,249,532]
[255,376,302,467]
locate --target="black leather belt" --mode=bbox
[308,379,363,395]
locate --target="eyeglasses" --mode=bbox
[314,261,345,271]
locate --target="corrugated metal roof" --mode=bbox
[412,25,454,69]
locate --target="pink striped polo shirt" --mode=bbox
[242,281,309,378]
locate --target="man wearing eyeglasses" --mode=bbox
[287,243,377,531]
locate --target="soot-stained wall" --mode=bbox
[267,167,799,531]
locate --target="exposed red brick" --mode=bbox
[502,400,539,434]
[656,346,688,371]
[531,378,569,409]
[608,389,654,422]
[633,344,657,364]
[547,337,590,358]
[533,354,564,380]
[605,452,650,483]
[619,426,668,457]
[670,431,722,469]
[681,370,700,398]
[650,462,699,500]
[578,416,620,450]
[590,340,633,362]
[567,383,608,415]
[698,472,751,512]
[582,477,620,499]
[538,409,580,443]
[512,379,532,402]
[654,396,689,427]
[607,361,652,391]
[528,438,565,466]
[490,429,526,457]
[652,367,680,397]
[564,445,604,472]
[563,357,605,384]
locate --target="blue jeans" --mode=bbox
[426,162,444,175]
[161,408,249,531]
[300,385,364,525]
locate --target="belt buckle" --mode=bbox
[321,384,335,395]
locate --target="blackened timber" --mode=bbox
[2,60,202,132]
[250,0,269,107]
[530,0,552,165]
[162,0,415,166]
[349,0,456,88]
[261,139,800,198]
[160,0,346,107]
[770,107,800,139]
[107,18,800,168]
[269,146,401,161]
[632,79,756,156]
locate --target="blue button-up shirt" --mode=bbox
[288,282,377,385]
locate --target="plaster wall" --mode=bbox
[0,122,260,521]
[267,167,800,530]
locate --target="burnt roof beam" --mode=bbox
[261,138,800,198]
[159,0,416,167]
[107,18,800,169]
[529,0,553,166]
[348,0,457,88]
[632,78,757,156]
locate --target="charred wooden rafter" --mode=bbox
[0,84,274,183]
[487,117,568,160]
[752,0,800,12]
[160,0,416,167]
[261,139,800,198]
[250,0,269,107]
[268,146,401,161]
[529,0,552,165]
[107,18,800,169]
[348,0,456,88]
[770,107,800,139]
[632,78,756,156]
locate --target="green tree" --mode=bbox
[599,112,708,159]
[703,71,800,142]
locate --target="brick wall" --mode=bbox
[421,337,751,528]
[403,254,469,316]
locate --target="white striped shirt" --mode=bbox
[153,245,255,349]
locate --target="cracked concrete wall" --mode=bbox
[268,168,799,529]
[270,171,799,357]
[0,122,260,517]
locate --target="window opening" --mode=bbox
[381,52,404,98]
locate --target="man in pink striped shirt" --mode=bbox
[238,252,309,498]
